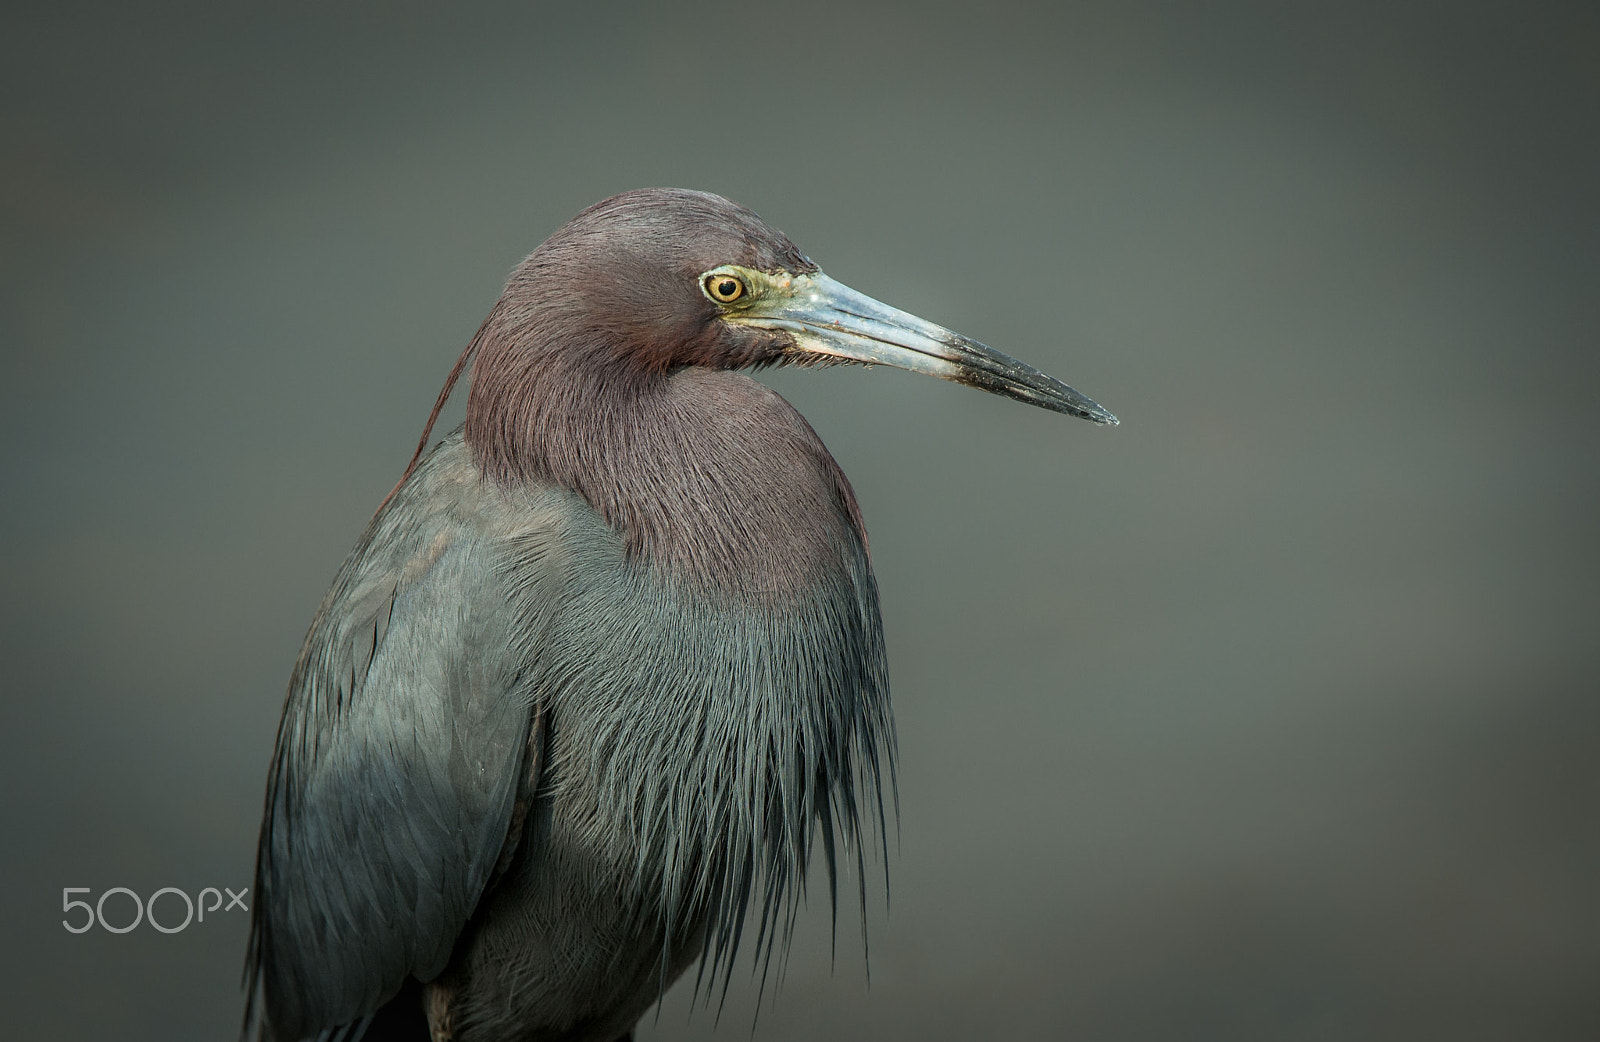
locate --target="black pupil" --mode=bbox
[717,279,737,298]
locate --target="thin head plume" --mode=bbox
[374,316,490,517]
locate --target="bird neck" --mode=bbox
[465,352,865,600]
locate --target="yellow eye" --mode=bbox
[704,273,746,304]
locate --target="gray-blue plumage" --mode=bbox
[250,419,890,1041]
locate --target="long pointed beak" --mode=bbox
[732,272,1117,425]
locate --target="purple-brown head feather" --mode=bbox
[394,189,865,596]
[483,188,818,375]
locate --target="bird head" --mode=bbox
[481,188,1117,424]
[385,189,1116,513]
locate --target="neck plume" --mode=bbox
[459,300,866,599]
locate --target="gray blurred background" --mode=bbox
[3,2,1597,1039]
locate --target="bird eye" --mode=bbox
[704,273,746,304]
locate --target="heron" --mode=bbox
[245,188,1116,1042]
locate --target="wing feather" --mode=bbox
[244,445,569,1041]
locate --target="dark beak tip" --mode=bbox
[1051,397,1118,426]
